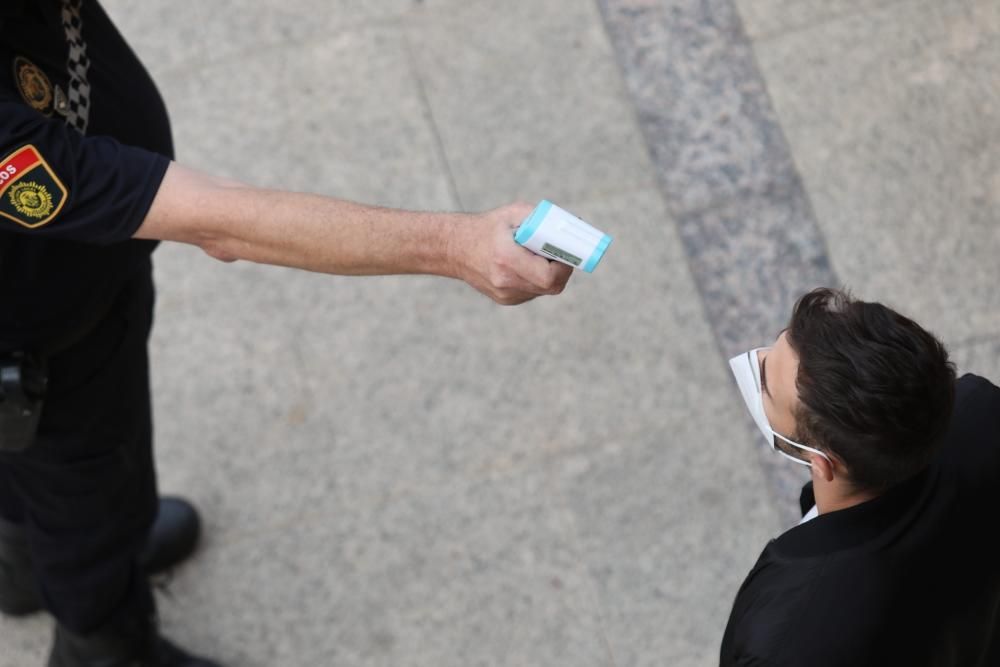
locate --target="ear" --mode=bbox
[810,451,836,483]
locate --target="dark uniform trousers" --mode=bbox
[0,259,157,633]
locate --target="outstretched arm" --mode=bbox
[136,162,571,305]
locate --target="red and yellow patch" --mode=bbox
[0,145,67,229]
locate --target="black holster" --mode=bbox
[0,351,47,452]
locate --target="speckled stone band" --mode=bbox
[597,0,840,524]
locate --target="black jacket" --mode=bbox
[721,374,1000,666]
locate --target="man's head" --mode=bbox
[739,288,956,493]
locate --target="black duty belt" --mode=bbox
[0,286,112,453]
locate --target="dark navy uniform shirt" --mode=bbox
[721,374,1000,666]
[0,0,171,351]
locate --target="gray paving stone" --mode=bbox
[734,0,906,39]
[597,0,831,528]
[0,614,49,667]
[556,388,781,667]
[674,185,836,356]
[404,0,655,211]
[101,1,415,77]
[750,0,1000,345]
[152,22,456,211]
[509,189,726,450]
[149,243,443,539]
[669,184,831,522]
[514,188,806,533]
[155,467,612,667]
[536,191,791,664]
[597,0,798,215]
[950,337,1000,386]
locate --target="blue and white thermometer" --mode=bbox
[513,201,612,273]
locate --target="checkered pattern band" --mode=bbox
[60,0,91,135]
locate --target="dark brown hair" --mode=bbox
[786,288,956,491]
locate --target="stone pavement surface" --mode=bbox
[1,0,996,665]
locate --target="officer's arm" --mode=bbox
[135,162,571,305]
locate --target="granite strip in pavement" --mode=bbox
[596,0,838,523]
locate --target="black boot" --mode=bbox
[138,497,202,576]
[47,581,222,667]
[0,496,202,617]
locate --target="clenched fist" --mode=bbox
[449,202,574,305]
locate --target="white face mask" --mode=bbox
[728,348,831,468]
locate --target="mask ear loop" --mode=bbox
[773,445,813,467]
[773,429,833,467]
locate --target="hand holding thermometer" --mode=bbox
[513,201,612,273]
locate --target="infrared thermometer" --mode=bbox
[513,201,612,273]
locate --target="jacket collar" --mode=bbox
[772,466,931,558]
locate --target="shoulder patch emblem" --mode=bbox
[12,56,54,115]
[8,181,55,219]
[0,145,68,229]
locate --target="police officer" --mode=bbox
[0,2,571,666]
